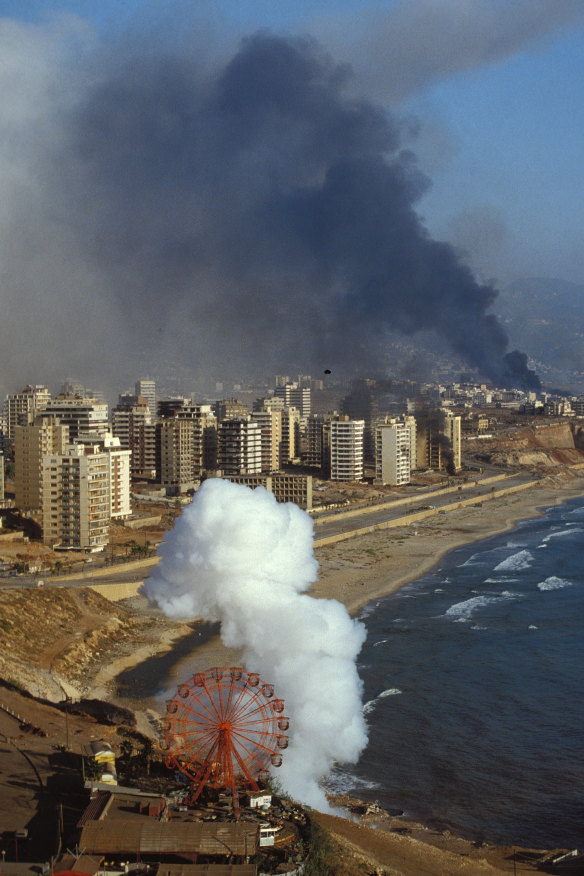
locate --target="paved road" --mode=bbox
[312,474,538,540]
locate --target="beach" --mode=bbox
[96,474,584,697]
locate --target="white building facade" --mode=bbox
[329,419,365,482]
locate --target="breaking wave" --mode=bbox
[537,577,573,591]
[542,527,583,543]
[445,593,518,620]
[493,550,533,572]
[363,688,403,714]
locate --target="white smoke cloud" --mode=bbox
[143,478,368,810]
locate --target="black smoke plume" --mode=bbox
[1,27,540,391]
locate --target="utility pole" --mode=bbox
[64,695,70,751]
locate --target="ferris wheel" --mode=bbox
[162,667,289,811]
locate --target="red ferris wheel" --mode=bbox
[162,667,289,812]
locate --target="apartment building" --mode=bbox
[218,419,262,476]
[4,385,51,440]
[416,410,461,473]
[41,394,109,440]
[302,414,325,469]
[375,417,416,486]
[250,408,282,472]
[259,397,299,465]
[156,400,217,487]
[134,379,156,415]
[274,382,311,417]
[42,443,111,551]
[214,398,250,423]
[14,416,69,512]
[328,418,365,482]
[112,395,157,478]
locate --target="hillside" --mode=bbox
[496,277,584,384]
[0,586,187,701]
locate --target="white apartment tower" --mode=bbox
[103,435,131,519]
[375,416,416,486]
[4,385,51,440]
[218,418,262,476]
[329,418,365,482]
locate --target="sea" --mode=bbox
[328,495,584,849]
[117,496,584,850]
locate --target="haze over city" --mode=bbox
[2,0,584,397]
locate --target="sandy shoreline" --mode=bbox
[93,474,584,703]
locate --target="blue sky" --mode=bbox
[3,0,584,288]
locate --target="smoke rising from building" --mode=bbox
[143,479,368,810]
[0,17,545,390]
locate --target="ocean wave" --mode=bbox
[324,770,380,794]
[373,638,389,648]
[459,553,486,567]
[358,602,379,620]
[542,527,583,544]
[537,576,573,591]
[363,688,403,714]
[484,577,519,584]
[493,550,533,572]
[445,593,518,620]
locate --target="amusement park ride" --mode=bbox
[162,667,289,815]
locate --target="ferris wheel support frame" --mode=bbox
[162,667,289,814]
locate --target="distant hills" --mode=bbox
[495,277,584,386]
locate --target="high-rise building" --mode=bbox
[42,443,111,551]
[41,394,109,440]
[41,432,131,550]
[328,417,365,482]
[157,418,196,488]
[156,400,217,486]
[341,378,378,464]
[103,435,132,519]
[302,414,326,469]
[213,398,250,423]
[250,408,282,473]
[0,453,4,505]
[135,379,156,415]
[274,382,311,417]
[4,385,51,440]
[218,419,262,475]
[416,409,461,473]
[14,416,69,512]
[112,395,156,478]
[375,416,416,486]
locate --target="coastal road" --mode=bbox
[312,473,539,541]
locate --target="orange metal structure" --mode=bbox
[162,667,289,812]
